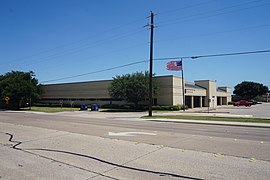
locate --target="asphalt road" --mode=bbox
[0,111,270,179]
[0,111,269,161]
[0,111,269,141]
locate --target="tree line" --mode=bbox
[0,71,268,110]
[0,71,42,109]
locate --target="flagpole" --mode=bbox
[181,58,185,111]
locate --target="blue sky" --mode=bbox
[0,0,269,90]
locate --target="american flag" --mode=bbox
[166,61,182,71]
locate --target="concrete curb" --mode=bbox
[146,118,270,128]
[153,112,253,118]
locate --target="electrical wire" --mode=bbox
[154,49,270,61]
[19,29,146,69]
[154,24,270,43]
[157,0,216,15]
[41,49,270,84]
[34,42,149,74]
[159,0,262,24]
[4,1,269,71]
[1,17,147,68]
[159,0,269,27]
[41,59,148,84]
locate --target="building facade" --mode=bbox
[40,75,231,108]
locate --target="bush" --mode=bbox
[130,104,148,110]
[232,95,241,102]
[152,105,181,111]
[33,103,61,107]
[228,101,234,105]
[253,96,264,102]
[101,104,121,109]
[33,102,81,108]
[100,104,188,111]
[101,104,148,110]
[180,105,188,110]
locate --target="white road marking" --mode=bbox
[108,132,156,137]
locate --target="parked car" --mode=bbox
[233,100,253,107]
[247,100,258,105]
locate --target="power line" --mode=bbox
[190,49,270,59]
[154,49,270,61]
[20,29,146,68]
[157,0,216,15]
[159,0,269,27]
[38,24,270,73]
[159,0,263,25]
[34,42,149,75]
[41,49,270,84]
[3,28,146,69]
[154,24,270,44]
[41,59,148,84]
[1,17,148,68]
[5,1,269,75]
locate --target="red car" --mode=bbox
[233,100,253,107]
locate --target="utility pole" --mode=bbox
[148,11,154,117]
[29,71,35,110]
[29,72,32,110]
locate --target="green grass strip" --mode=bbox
[142,115,270,123]
[21,106,80,113]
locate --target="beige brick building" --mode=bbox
[41,75,231,108]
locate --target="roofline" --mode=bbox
[43,79,113,86]
[194,80,217,82]
[218,86,231,89]
[42,75,227,88]
[43,75,183,86]
[154,74,181,78]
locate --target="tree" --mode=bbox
[0,71,42,109]
[108,72,158,108]
[233,81,268,100]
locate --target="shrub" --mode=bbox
[180,105,188,110]
[253,96,264,102]
[228,101,234,105]
[101,104,121,109]
[100,104,188,111]
[33,103,60,107]
[152,105,181,111]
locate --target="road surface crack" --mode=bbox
[1,132,203,180]
[0,132,118,180]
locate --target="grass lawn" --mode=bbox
[142,115,270,123]
[21,106,80,113]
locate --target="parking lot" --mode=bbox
[210,103,270,119]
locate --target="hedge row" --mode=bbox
[101,104,188,111]
[34,103,188,111]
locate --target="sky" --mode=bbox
[0,0,270,90]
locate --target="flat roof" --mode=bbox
[185,82,206,90]
[217,88,226,92]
